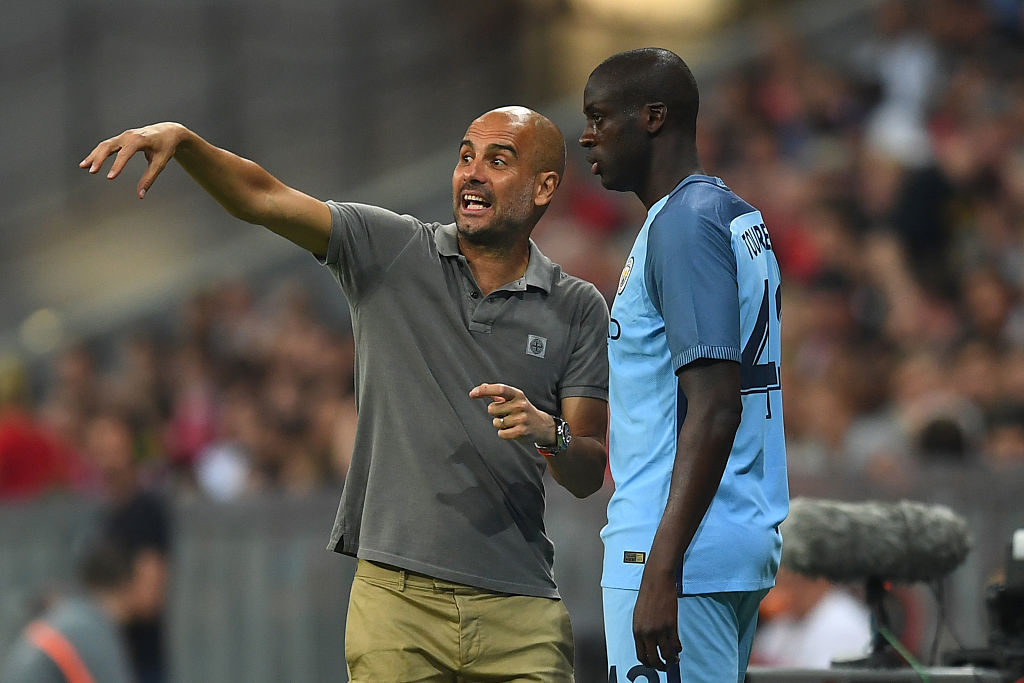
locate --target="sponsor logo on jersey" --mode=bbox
[623,551,646,564]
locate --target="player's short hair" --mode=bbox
[592,47,699,134]
[75,531,134,592]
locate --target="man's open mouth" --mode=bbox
[462,193,493,211]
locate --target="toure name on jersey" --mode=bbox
[740,223,773,259]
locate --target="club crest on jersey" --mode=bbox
[526,335,547,358]
[617,257,634,295]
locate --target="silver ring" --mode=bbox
[500,417,505,427]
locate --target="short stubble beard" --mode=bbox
[455,184,536,249]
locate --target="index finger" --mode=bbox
[79,137,122,174]
[468,383,518,401]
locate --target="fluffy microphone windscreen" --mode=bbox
[782,498,972,583]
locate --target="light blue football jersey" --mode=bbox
[603,175,789,594]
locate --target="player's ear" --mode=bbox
[644,103,666,135]
[534,171,559,208]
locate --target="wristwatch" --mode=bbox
[536,416,572,457]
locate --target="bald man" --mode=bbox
[82,108,609,680]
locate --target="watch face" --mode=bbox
[557,418,571,451]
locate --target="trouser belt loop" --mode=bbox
[398,568,406,592]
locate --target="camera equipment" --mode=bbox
[944,529,1024,679]
[784,498,972,669]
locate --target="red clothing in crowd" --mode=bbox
[0,410,74,499]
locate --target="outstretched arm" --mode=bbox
[632,359,742,671]
[469,383,607,498]
[80,123,332,256]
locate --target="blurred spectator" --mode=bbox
[984,403,1024,470]
[752,566,872,668]
[39,345,101,455]
[85,411,171,683]
[105,334,174,472]
[916,415,972,463]
[193,378,261,502]
[306,385,358,485]
[960,267,1018,345]
[163,345,218,487]
[0,533,139,683]
[0,356,79,500]
[853,0,940,168]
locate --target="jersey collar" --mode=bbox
[665,174,726,201]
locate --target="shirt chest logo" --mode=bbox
[526,335,547,358]
[617,256,634,295]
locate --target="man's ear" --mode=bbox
[534,171,560,207]
[644,102,666,135]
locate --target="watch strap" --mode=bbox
[536,416,570,457]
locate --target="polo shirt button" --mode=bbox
[470,292,480,299]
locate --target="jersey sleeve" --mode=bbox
[316,201,422,305]
[558,282,610,402]
[645,203,740,373]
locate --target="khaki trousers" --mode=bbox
[345,559,574,682]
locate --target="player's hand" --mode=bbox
[633,569,682,671]
[79,122,187,199]
[469,383,556,445]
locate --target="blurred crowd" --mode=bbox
[3,0,1024,507]
[738,0,1024,482]
[557,0,1024,485]
[0,0,1020,506]
[1,0,1023,676]
[0,280,358,503]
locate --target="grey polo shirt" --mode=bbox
[319,201,608,598]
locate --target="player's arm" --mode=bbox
[80,123,331,256]
[632,358,741,670]
[468,385,607,498]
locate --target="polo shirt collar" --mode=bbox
[434,222,462,257]
[523,240,557,293]
[435,223,556,294]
